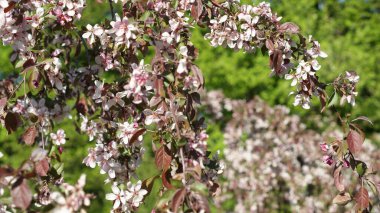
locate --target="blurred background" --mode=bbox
[0,0,379,212]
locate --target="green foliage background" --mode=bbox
[0,0,379,212]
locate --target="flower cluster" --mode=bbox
[106,181,147,211]
[334,71,360,106]
[204,2,357,110]
[49,174,93,212]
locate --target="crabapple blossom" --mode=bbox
[50,129,66,146]
[307,41,328,58]
[104,91,128,111]
[82,24,104,45]
[108,15,137,47]
[126,181,147,207]
[106,185,128,210]
[117,121,142,145]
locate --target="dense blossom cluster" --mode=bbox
[205,91,380,212]
[0,0,376,212]
[204,1,359,110]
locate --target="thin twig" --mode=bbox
[179,148,186,186]
[41,126,45,150]
[7,78,25,100]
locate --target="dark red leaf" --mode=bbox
[129,128,146,145]
[191,64,204,89]
[171,187,187,213]
[155,146,172,171]
[5,112,20,134]
[22,126,37,146]
[209,182,220,196]
[23,59,35,69]
[347,129,364,155]
[191,0,203,21]
[278,22,300,34]
[162,169,173,189]
[154,78,166,97]
[76,97,88,115]
[0,167,15,178]
[4,2,15,13]
[265,39,275,52]
[35,158,49,177]
[11,178,32,210]
[190,92,201,105]
[270,49,283,75]
[355,187,369,211]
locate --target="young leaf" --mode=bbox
[22,126,37,146]
[351,116,373,126]
[333,192,352,205]
[355,187,369,211]
[347,129,364,155]
[155,146,172,171]
[278,22,300,34]
[328,91,338,107]
[171,187,186,213]
[334,166,345,192]
[355,161,367,177]
[35,158,49,177]
[11,178,32,210]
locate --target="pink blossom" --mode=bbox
[320,143,329,152]
[50,129,66,146]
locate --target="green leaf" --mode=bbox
[356,161,367,177]
[328,91,338,108]
[141,175,159,198]
[53,162,64,175]
[27,68,44,95]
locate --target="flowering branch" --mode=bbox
[0,0,377,212]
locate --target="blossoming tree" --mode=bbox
[0,0,378,212]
